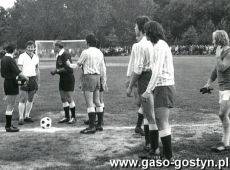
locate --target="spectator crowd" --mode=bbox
[0,44,217,59]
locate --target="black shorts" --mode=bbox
[137,71,152,94]
[4,79,19,95]
[154,86,176,108]
[21,76,38,91]
[59,74,75,91]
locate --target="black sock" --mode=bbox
[144,125,150,146]
[70,107,75,118]
[149,130,159,152]
[63,106,70,119]
[136,113,144,128]
[97,112,104,126]
[88,112,96,129]
[94,107,98,121]
[161,135,172,159]
[5,115,12,128]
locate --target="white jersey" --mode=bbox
[146,40,175,93]
[18,52,39,77]
[78,47,105,76]
[127,36,153,76]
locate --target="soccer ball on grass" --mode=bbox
[40,117,52,129]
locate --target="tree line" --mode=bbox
[0,0,229,48]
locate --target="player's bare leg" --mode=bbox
[24,90,36,123]
[5,95,19,132]
[65,91,76,124]
[155,107,172,160]
[18,90,28,125]
[134,87,144,136]
[58,90,70,123]
[80,91,96,134]
[94,89,103,131]
[142,94,159,158]
[212,100,230,152]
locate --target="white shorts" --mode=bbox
[219,90,230,103]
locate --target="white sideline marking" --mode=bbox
[0,123,221,133]
[39,63,127,69]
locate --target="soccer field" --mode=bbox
[0,56,227,170]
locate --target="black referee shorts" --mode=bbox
[4,79,19,95]
[59,74,75,91]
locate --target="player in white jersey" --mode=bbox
[126,36,145,136]
[78,33,106,134]
[126,16,159,158]
[18,41,40,125]
[142,21,176,160]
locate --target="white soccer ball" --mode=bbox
[40,117,52,129]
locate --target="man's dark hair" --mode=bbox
[5,44,16,54]
[54,40,64,49]
[26,41,35,47]
[86,33,97,47]
[96,39,100,49]
[144,21,166,43]
[135,16,150,33]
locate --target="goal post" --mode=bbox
[35,40,87,59]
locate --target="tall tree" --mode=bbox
[182,26,198,45]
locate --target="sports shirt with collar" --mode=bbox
[18,52,39,77]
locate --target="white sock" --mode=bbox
[6,110,13,115]
[223,121,230,146]
[25,101,33,118]
[18,102,25,120]
[149,124,158,130]
[143,118,148,125]
[159,128,172,138]
[69,101,75,109]
[138,107,143,114]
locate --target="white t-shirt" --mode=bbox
[18,52,39,77]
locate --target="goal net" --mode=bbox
[35,40,87,59]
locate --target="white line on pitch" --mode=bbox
[0,123,221,133]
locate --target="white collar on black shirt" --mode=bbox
[5,53,14,58]
[58,49,65,55]
[56,49,65,58]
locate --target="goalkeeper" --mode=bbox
[203,30,230,152]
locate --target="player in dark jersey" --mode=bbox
[204,30,230,152]
[1,44,28,132]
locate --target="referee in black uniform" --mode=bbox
[51,40,76,124]
[1,44,28,132]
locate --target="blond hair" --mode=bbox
[213,30,229,46]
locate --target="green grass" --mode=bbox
[0,56,228,170]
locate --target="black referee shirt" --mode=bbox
[1,55,21,79]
